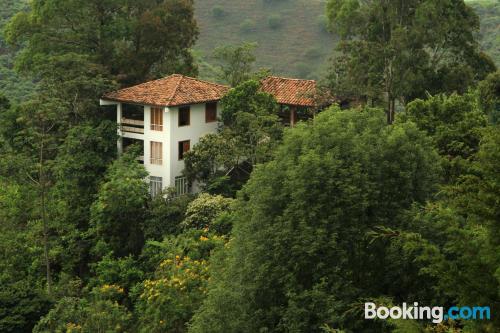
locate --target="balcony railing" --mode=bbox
[121,117,144,134]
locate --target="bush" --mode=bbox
[305,47,322,59]
[295,62,311,78]
[267,14,283,29]
[316,14,329,33]
[181,193,233,233]
[239,19,256,33]
[211,5,226,18]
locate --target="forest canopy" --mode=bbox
[0,0,498,332]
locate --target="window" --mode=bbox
[178,140,190,160]
[151,107,163,131]
[175,176,189,196]
[205,102,217,123]
[150,141,163,165]
[178,106,190,126]
[150,176,162,197]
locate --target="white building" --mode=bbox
[100,74,319,196]
[100,74,229,196]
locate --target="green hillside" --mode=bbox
[0,0,34,102]
[194,0,335,81]
[194,0,499,81]
[468,0,500,66]
[0,0,498,102]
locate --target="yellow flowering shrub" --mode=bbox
[136,229,227,333]
[137,255,210,333]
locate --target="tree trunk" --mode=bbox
[387,97,395,124]
[39,131,52,296]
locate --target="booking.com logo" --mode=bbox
[365,302,491,324]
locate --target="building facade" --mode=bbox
[100,74,318,196]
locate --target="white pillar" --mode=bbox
[117,103,123,154]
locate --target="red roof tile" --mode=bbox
[102,74,229,107]
[261,76,317,107]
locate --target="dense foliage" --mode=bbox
[184,80,282,195]
[0,1,498,332]
[190,108,442,332]
[326,0,496,123]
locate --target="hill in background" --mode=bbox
[0,0,34,102]
[194,0,500,82]
[0,0,498,102]
[468,0,500,66]
[194,0,335,81]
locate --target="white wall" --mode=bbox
[167,103,219,189]
[142,105,171,187]
[108,100,220,192]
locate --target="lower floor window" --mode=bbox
[175,176,189,196]
[178,140,190,160]
[150,176,162,197]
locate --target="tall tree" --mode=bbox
[213,43,270,87]
[477,70,500,124]
[89,148,149,258]
[9,95,70,296]
[399,92,488,182]
[213,43,259,87]
[184,80,282,195]
[4,0,199,86]
[326,0,496,123]
[190,107,441,332]
[393,125,500,332]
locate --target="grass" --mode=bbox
[194,0,499,82]
[193,0,336,81]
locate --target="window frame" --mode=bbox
[150,141,163,165]
[178,140,190,160]
[205,102,217,123]
[150,176,163,197]
[150,106,163,131]
[178,106,191,127]
[175,176,189,196]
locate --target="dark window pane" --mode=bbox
[205,102,217,122]
[179,106,190,126]
[178,140,190,160]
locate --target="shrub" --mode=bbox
[295,62,311,78]
[317,14,329,33]
[182,193,233,233]
[239,19,256,33]
[267,14,283,30]
[305,47,322,59]
[211,5,226,18]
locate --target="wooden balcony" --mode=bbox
[121,118,144,134]
[122,118,144,126]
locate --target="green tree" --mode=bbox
[477,70,500,124]
[399,92,488,181]
[326,0,496,123]
[34,286,132,333]
[49,121,117,277]
[135,229,226,333]
[181,193,233,234]
[213,43,264,87]
[392,126,500,332]
[4,0,199,86]
[89,148,149,258]
[144,193,194,240]
[184,80,282,195]
[190,107,441,332]
[5,95,70,296]
[0,179,51,333]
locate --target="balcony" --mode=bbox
[121,117,144,134]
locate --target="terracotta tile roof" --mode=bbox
[261,76,317,107]
[102,74,229,107]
